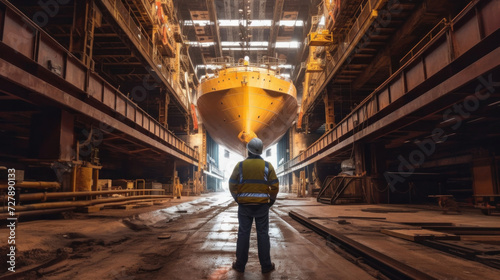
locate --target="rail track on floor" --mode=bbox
[289,211,438,280]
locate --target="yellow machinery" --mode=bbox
[306,60,325,73]
[308,30,334,46]
[306,46,325,73]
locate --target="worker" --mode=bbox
[174,177,182,199]
[229,137,279,274]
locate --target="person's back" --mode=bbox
[231,155,279,204]
[229,138,279,274]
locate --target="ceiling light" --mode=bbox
[275,41,300,48]
[222,47,268,51]
[279,20,303,27]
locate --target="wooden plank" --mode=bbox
[134,201,154,207]
[78,206,102,213]
[109,204,135,210]
[381,229,459,241]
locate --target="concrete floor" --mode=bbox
[1,193,499,279]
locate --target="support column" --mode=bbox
[472,151,498,195]
[29,110,74,161]
[370,142,388,203]
[324,91,335,132]
[353,142,368,202]
[185,114,190,137]
[291,171,299,195]
[354,142,366,177]
[201,126,207,169]
[172,160,182,198]
[309,162,320,197]
[299,170,306,197]
[158,92,170,128]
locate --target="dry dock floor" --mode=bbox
[1,193,499,279]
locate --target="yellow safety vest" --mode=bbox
[229,157,279,204]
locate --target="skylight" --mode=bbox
[190,41,300,49]
[183,20,304,27]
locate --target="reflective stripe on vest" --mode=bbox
[264,161,269,181]
[268,179,279,185]
[237,193,270,198]
[239,162,243,184]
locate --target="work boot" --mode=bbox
[261,262,275,274]
[232,261,244,273]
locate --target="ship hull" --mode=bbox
[197,68,298,155]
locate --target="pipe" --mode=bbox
[0,181,61,190]
[1,189,166,202]
[1,195,172,212]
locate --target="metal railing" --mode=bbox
[201,56,292,82]
[0,0,198,163]
[302,0,382,114]
[279,0,493,175]
[205,56,287,69]
[400,18,448,65]
[317,175,365,205]
[101,0,189,111]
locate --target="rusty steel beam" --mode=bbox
[0,58,198,166]
[302,0,386,115]
[267,0,284,57]
[277,0,500,176]
[278,45,500,176]
[94,0,190,114]
[352,1,442,90]
[0,0,198,164]
[206,0,222,57]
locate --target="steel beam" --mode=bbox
[267,0,284,57]
[302,0,386,115]
[0,58,198,166]
[278,0,500,176]
[206,0,222,57]
[94,0,190,114]
[279,46,500,176]
[0,0,198,164]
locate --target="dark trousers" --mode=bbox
[234,204,273,270]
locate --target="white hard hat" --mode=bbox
[247,138,263,155]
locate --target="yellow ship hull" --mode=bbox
[197,67,298,155]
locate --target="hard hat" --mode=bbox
[247,138,263,155]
